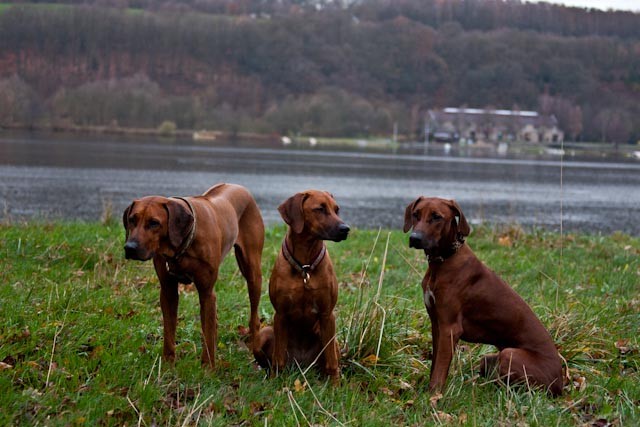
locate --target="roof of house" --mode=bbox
[429,108,558,128]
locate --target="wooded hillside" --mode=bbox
[1,0,639,142]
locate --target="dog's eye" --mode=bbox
[147,219,161,229]
[128,216,137,226]
[335,206,340,215]
[412,211,420,220]
[431,213,443,222]
[313,206,327,214]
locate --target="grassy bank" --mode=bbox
[0,222,638,426]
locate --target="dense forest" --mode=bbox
[1,0,639,142]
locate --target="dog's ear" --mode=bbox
[447,199,470,238]
[166,199,194,248]
[403,197,423,233]
[122,201,134,239]
[278,192,307,234]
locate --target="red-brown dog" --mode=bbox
[123,183,264,368]
[404,197,563,396]
[253,190,350,380]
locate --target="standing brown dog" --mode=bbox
[404,197,563,396]
[253,190,350,380]
[122,183,264,368]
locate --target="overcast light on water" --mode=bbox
[1,132,639,236]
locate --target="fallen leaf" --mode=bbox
[294,379,306,393]
[0,362,13,370]
[614,340,632,355]
[90,346,104,359]
[498,235,512,247]
[572,374,587,392]
[429,392,443,408]
[591,418,613,427]
[223,396,238,415]
[26,361,41,369]
[361,354,379,366]
[397,379,413,391]
[23,388,43,398]
[380,387,394,396]
[250,401,266,415]
[178,284,195,293]
[433,411,454,423]
[2,355,16,366]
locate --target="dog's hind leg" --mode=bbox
[234,201,265,351]
[253,326,274,370]
[478,353,500,378]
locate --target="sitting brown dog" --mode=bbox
[253,190,350,380]
[404,197,563,396]
[122,183,264,368]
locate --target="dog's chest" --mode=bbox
[166,260,193,284]
[422,273,437,313]
[281,286,325,319]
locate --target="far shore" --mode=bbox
[2,123,638,156]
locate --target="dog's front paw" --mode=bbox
[325,367,341,384]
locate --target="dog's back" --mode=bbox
[450,246,560,356]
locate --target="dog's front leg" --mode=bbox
[428,324,462,392]
[319,312,340,380]
[429,326,440,386]
[195,268,219,369]
[154,258,179,363]
[272,312,288,375]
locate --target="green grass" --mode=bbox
[0,3,15,13]
[1,222,638,425]
[0,2,72,13]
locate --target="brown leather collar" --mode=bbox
[281,238,326,287]
[428,237,465,264]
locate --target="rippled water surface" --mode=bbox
[1,132,639,235]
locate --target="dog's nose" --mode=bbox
[331,223,350,242]
[124,241,139,259]
[409,232,423,248]
[338,223,351,235]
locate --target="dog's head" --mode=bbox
[403,197,470,255]
[122,196,194,261]
[278,190,350,241]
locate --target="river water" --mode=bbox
[1,131,639,235]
